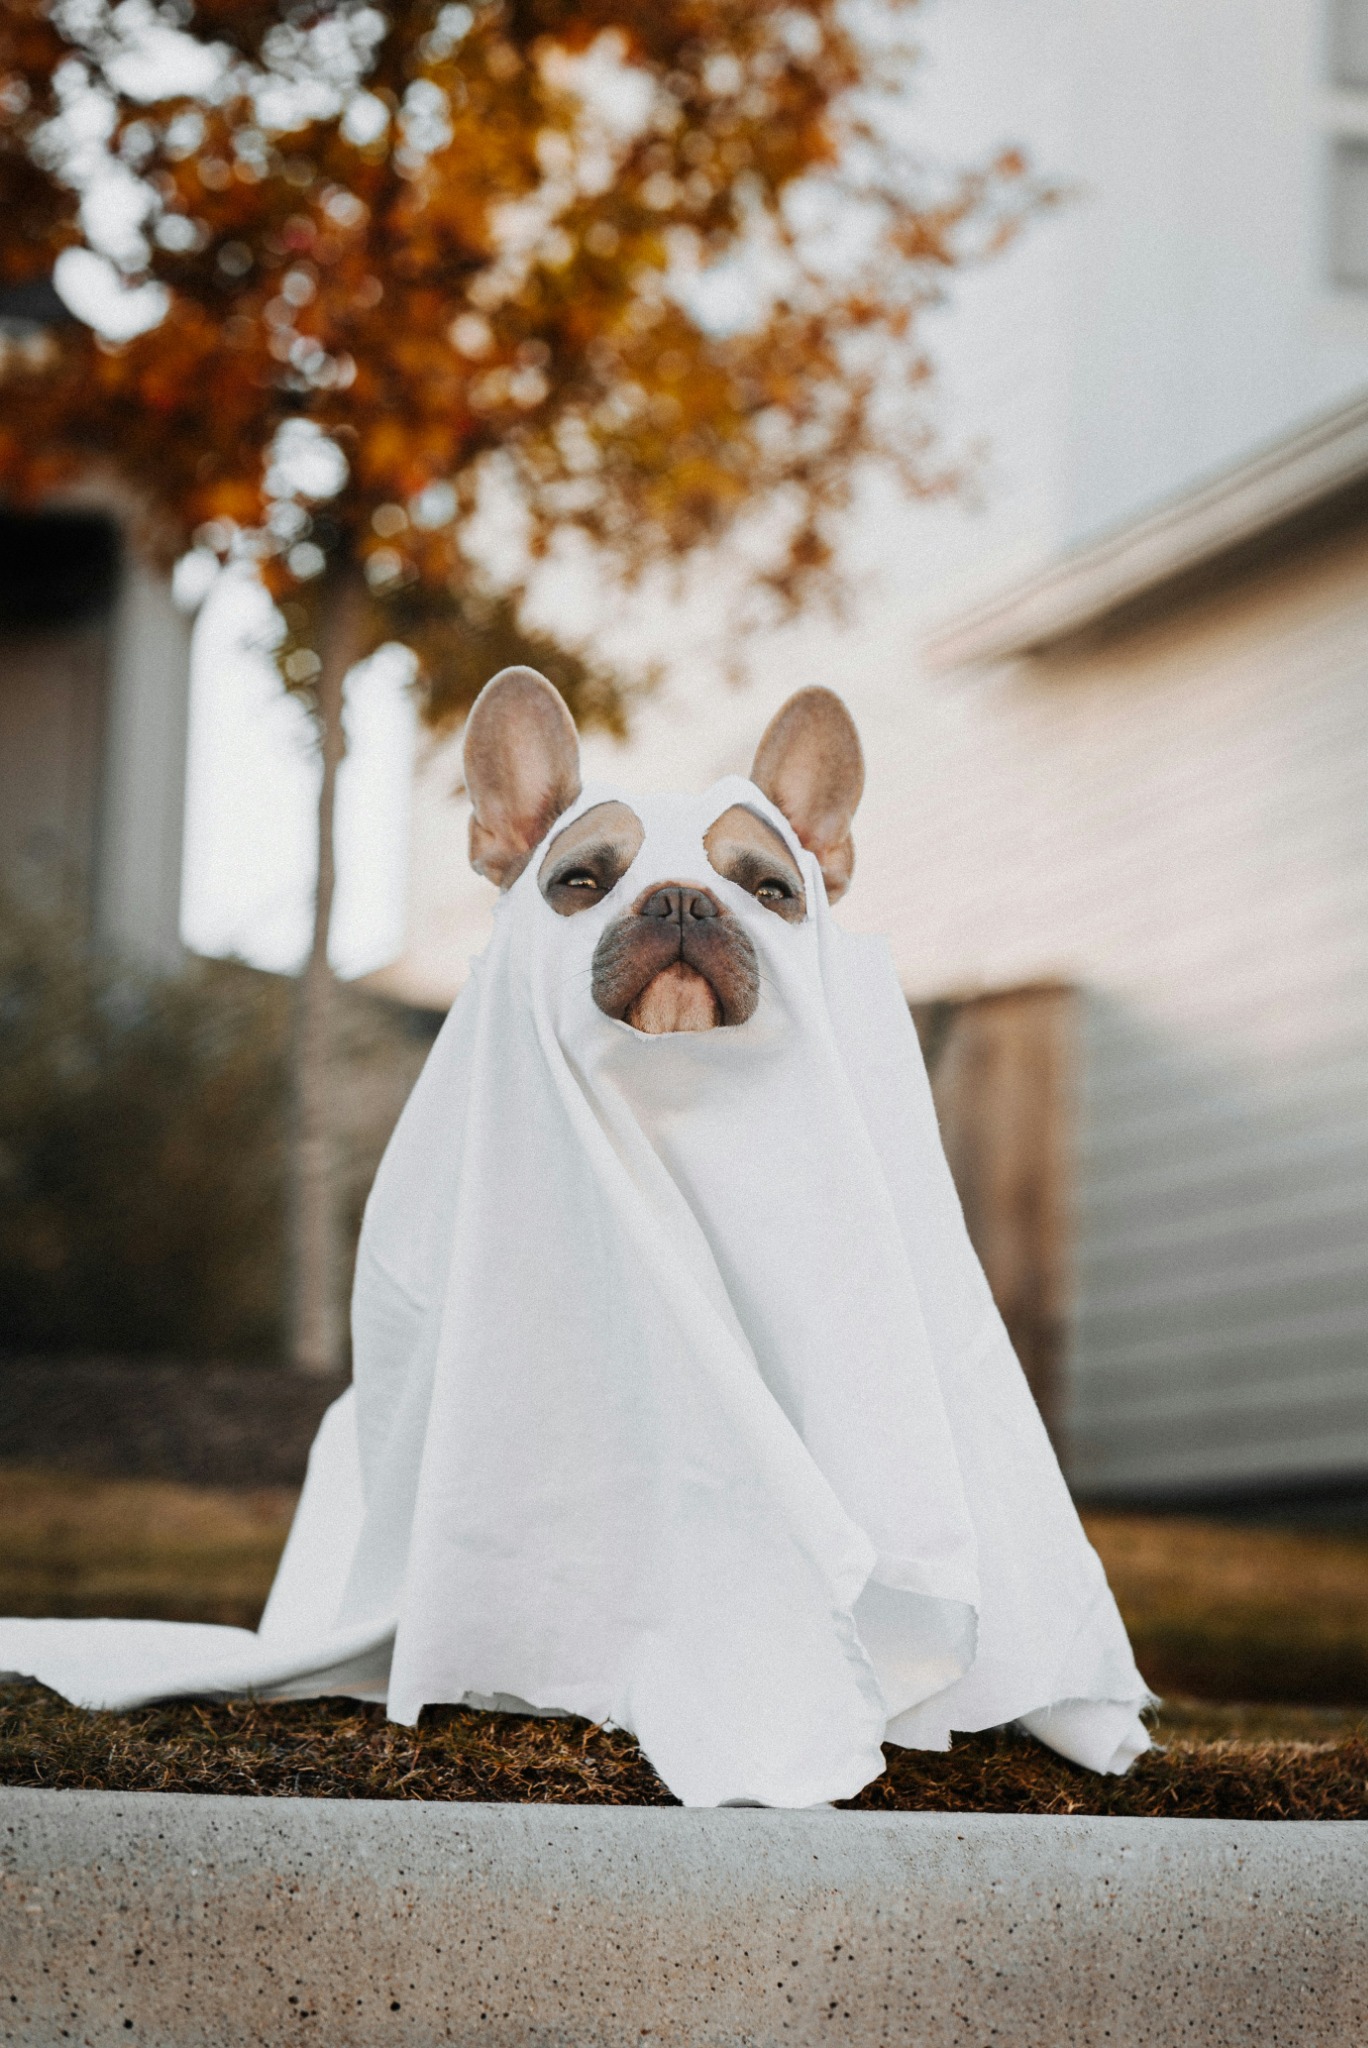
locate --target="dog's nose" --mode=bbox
[640,885,719,925]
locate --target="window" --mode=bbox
[1329,138,1368,285]
[0,512,120,630]
[1326,3,1368,288]
[1331,0,1368,88]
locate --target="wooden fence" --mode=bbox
[911,983,1078,1454]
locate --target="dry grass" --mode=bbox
[858,1719,1368,1819]
[1082,1511,1368,1704]
[0,1469,296,1628]
[1,1685,1364,1818]
[2,1468,1366,1815]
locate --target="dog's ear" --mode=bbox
[464,666,582,888]
[750,687,864,902]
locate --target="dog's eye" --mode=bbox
[755,879,791,902]
[558,869,599,891]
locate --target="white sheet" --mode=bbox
[0,777,1151,1804]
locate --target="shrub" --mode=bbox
[0,892,433,1358]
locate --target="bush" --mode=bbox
[0,892,434,1358]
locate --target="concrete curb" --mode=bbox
[2,1790,1365,2046]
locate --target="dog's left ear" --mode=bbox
[750,687,864,901]
[464,666,582,887]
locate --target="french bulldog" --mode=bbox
[461,665,865,1031]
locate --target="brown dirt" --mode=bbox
[1,1685,1364,1818]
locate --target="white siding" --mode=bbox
[872,524,1368,1497]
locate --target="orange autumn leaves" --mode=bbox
[0,0,1038,714]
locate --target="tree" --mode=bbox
[0,0,1040,1372]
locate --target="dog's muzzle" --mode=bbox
[591,883,761,1031]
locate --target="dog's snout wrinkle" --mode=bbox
[591,879,759,1031]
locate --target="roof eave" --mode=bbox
[922,388,1368,672]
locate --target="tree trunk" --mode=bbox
[288,561,366,1376]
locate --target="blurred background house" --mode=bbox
[917,394,1368,1512]
[0,316,190,972]
[879,0,1368,1510]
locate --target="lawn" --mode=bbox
[1084,1509,1368,1704]
[1,1468,1365,1816]
[0,1468,297,1629]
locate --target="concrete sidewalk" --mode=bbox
[2,1790,1364,2045]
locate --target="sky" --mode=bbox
[178,566,417,980]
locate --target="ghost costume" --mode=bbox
[0,778,1151,1806]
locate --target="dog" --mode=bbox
[461,663,865,1032]
[0,661,1150,1805]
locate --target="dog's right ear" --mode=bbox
[464,666,582,888]
[750,686,864,902]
